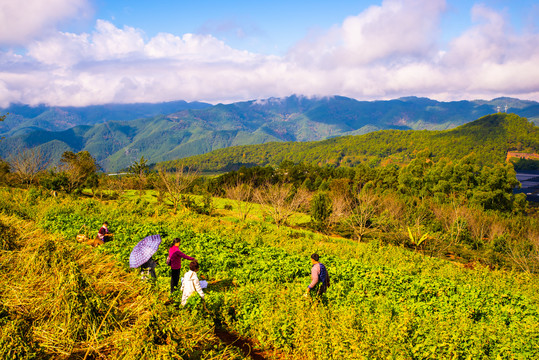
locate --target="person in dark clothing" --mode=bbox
[168,238,196,294]
[97,221,113,243]
[304,253,330,298]
[140,257,157,280]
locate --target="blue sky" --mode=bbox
[92,0,538,54]
[0,0,538,106]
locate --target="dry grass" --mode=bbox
[0,214,247,359]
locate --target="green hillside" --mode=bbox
[2,96,539,172]
[0,101,211,137]
[160,113,539,172]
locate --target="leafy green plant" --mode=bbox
[3,185,539,359]
[407,226,429,251]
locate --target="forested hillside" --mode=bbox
[160,113,539,172]
[1,96,539,172]
[0,100,211,137]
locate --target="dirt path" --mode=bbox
[214,327,273,360]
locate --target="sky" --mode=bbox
[0,0,538,107]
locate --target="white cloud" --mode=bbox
[144,32,257,62]
[287,0,446,68]
[1,0,539,107]
[0,0,90,45]
[434,4,539,99]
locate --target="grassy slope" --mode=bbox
[2,188,539,358]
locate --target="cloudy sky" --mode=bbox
[0,0,538,107]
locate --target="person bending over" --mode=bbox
[181,260,205,306]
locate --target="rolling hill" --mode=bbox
[159,113,539,172]
[1,95,538,172]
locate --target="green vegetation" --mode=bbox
[1,112,539,358]
[1,184,539,359]
[2,97,539,172]
[161,113,539,172]
[0,210,246,359]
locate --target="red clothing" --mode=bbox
[169,245,194,270]
[98,226,110,242]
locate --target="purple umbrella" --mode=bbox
[129,234,162,268]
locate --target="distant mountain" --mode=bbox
[0,100,212,137]
[159,113,539,173]
[0,95,538,172]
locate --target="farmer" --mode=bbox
[304,253,330,298]
[140,257,157,280]
[97,221,113,243]
[169,238,196,294]
[181,260,205,306]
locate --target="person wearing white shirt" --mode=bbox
[181,260,205,306]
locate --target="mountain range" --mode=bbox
[0,100,211,137]
[1,95,538,172]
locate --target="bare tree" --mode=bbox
[430,200,470,256]
[254,182,311,227]
[506,228,539,273]
[328,179,353,226]
[224,180,255,221]
[156,166,199,212]
[329,192,351,226]
[448,202,467,246]
[344,188,381,241]
[9,148,48,187]
[464,207,491,244]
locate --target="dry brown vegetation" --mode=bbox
[0,214,246,359]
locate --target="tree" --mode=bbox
[506,228,539,274]
[129,156,150,195]
[311,192,332,232]
[156,166,199,213]
[327,178,353,227]
[471,163,520,212]
[9,148,48,187]
[397,149,433,197]
[431,200,469,253]
[224,179,255,221]
[344,188,381,241]
[59,151,100,193]
[254,182,311,227]
[129,155,149,176]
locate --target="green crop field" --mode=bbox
[1,186,539,359]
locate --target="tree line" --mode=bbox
[5,146,536,272]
